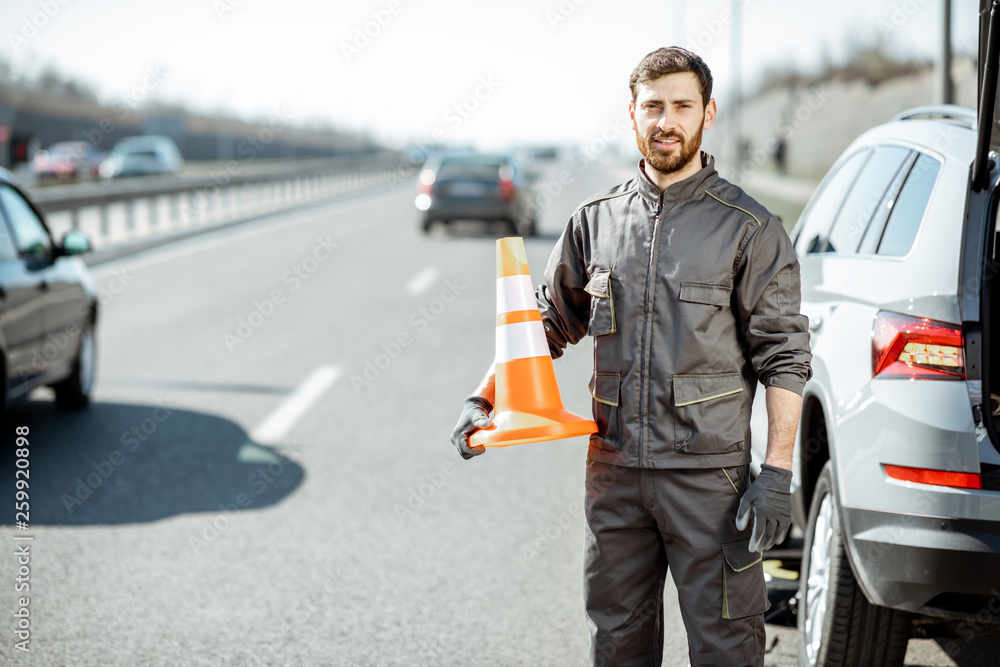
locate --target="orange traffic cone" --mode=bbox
[470,237,597,448]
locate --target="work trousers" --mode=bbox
[584,459,768,667]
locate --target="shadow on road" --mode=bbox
[0,398,304,526]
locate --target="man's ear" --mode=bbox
[629,100,636,130]
[703,98,717,130]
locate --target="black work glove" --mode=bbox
[450,396,492,460]
[735,464,792,553]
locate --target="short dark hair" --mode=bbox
[629,47,713,105]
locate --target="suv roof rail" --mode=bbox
[891,105,977,128]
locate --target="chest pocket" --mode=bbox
[679,282,730,307]
[585,269,616,336]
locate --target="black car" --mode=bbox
[415,152,537,235]
[0,167,97,410]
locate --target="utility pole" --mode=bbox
[936,0,954,104]
[729,0,743,174]
[674,1,685,47]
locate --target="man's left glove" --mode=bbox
[450,396,492,460]
[735,464,792,553]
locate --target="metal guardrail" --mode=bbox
[30,152,405,249]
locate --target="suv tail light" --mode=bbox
[884,463,982,489]
[872,311,965,380]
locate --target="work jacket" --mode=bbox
[536,154,812,469]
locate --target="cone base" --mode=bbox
[470,408,597,448]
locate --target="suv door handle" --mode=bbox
[809,317,824,332]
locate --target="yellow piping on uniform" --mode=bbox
[706,191,762,227]
[675,387,742,407]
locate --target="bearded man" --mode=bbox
[452,47,812,667]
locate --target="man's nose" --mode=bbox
[655,111,677,133]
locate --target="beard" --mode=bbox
[635,119,704,176]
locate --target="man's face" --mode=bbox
[630,72,716,177]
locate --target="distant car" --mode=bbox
[32,141,105,183]
[99,135,183,179]
[0,167,97,410]
[746,92,1000,667]
[415,152,537,235]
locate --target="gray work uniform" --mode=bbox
[535,154,812,666]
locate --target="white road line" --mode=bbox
[250,365,341,444]
[405,266,439,295]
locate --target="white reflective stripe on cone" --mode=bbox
[496,321,549,363]
[496,275,536,315]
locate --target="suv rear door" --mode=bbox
[960,0,1000,456]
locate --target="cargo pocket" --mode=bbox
[722,540,769,619]
[585,269,615,336]
[588,371,622,451]
[679,282,730,307]
[673,373,745,455]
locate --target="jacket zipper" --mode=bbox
[638,198,663,466]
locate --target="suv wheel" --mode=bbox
[53,321,95,410]
[798,461,910,666]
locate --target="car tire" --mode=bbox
[798,461,911,666]
[421,217,434,234]
[53,320,96,410]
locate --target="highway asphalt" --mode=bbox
[0,159,993,665]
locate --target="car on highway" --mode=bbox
[99,135,183,179]
[415,152,537,236]
[0,167,97,411]
[31,141,106,183]
[748,6,1000,664]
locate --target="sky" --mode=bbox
[0,0,981,151]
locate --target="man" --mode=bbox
[451,47,811,667]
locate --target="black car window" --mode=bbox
[0,185,53,263]
[876,154,942,257]
[823,145,910,254]
[0,214,17,262]
[795,149,870,255]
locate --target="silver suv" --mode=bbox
[749,5,1000,664]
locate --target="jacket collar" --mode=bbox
[635,151,719,205]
